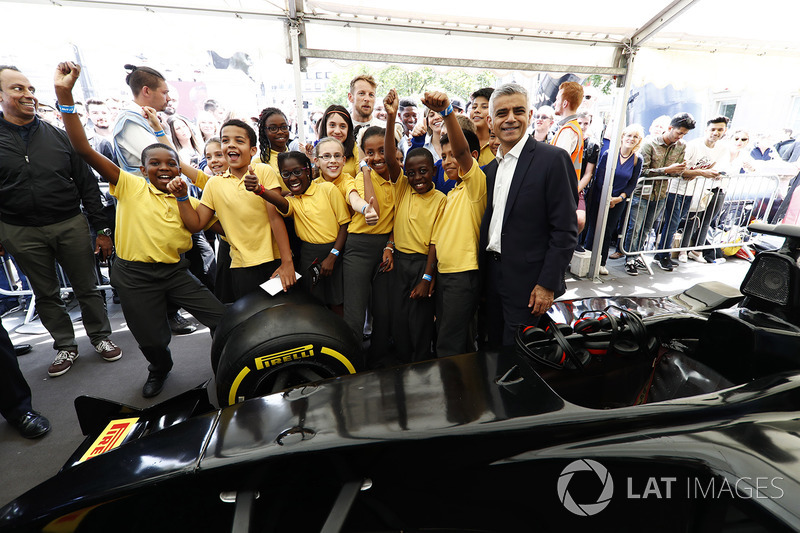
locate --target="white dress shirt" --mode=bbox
[487,135,529,253]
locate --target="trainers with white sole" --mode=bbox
[94,339,122,362]
[678,252,688,263]
[688,251,707,263]
[48,350,78,377]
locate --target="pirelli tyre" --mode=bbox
[214,303,362,406]
[210,290,319,373]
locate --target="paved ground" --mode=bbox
[0,254,751,507]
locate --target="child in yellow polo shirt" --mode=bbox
[313,137,378,223]
[246,151,350,315]
[168,119,296,300]
[342,123,396,367]
[423,91,487,357]
[54,61,225,398]
[384,89,447,363]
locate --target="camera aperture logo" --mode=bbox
[557,459,614,516]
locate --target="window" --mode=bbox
[717,99,737,122]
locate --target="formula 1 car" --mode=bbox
[2,222,800,532]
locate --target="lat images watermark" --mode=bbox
[557,459,784,517]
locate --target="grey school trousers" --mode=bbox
[111,257,225,376]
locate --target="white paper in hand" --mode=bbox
[260,272,302,296]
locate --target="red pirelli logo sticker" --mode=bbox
[78,418,139,463]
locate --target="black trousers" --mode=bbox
[111,258,225,376]
[230,259,281,301]
[393,251,435,364]
[0,318,33,422]
[436,270,480,357]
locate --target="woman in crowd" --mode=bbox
[196,111,220,143]
[168,115,202,168]
[583,124,644,276]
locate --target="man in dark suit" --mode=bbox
[480,83,578,347]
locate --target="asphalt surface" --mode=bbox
[0,253,752,508]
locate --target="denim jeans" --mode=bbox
[623,195,666,256]
[655,193,693,260]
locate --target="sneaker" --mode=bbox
[634,257,648,271]
[168,313,196,335]
[599,265,609,275]
[712,257,727,264]
[625,262,639,276]
[48,349,78,377]
[656,256,674,272]
[688,250,707,263]
[575,244,586,253]
[678,252,688,263]
[94,339,122,362]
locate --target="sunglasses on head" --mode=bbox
[734,137,749,141]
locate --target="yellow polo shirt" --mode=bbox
[110,170,216,263]
[280,181,351,244]
[314,172,357,205]
[478,144,495,167]
[348,169,395,235]
[394,174,447,255]
[252,152,289,192]
[200,163,282,268]
[431,159,487,273]
[192,169,210,190]
[342,145,359,177]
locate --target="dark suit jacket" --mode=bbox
[480,135,578,301]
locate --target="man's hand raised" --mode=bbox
[54,61,80,92]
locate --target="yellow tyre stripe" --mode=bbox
[321,347,357,374]
[228,367,250,406]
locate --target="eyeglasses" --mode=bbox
[267,125,290,133]
[280,168,307,178]
[534,115,552,120]
[734,137,749,141]
[318,153,344,161]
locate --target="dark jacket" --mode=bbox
[0,114,107,229]
[480,136,578,299]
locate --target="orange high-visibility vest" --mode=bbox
[551,118,584,181]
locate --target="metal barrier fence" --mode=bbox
[618,174,781,273]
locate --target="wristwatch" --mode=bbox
[97,228,112,237]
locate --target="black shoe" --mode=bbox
[14,344,32,357]
[112,290,120,304]
[142,372,168,398]
[656,256,674,272]
[168,313,196,335]
[11,411,51,439]
[625,262,639,276]
[634,257,648,270]
[575,244,586,253]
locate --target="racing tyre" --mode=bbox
[210,289,319,373]
[215,303,361,406]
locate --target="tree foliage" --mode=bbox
[317,64,496,108]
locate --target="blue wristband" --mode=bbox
[58,104,75,114]
[440,103,454,117]
[155,130,166,137]
[422,274,432,282]
[361,204,368,215]
[175,195,189,202]
[330,248,340,257]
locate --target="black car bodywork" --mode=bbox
[2,223,800,532]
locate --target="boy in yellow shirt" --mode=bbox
[55,62,225,398]
[244,151,351,315]
[384,89,447,363]
[423,91,487,357]
[168,119,296,300]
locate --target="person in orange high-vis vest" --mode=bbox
[551,81,585,233]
